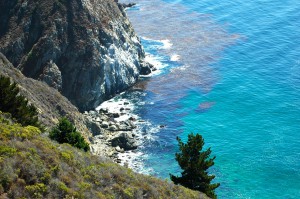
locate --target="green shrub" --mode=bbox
[0,146,17,157]
[123,187,134,198]
[0,121,41,141]
[0,75,42,130]
[60,151,74,163]
[25,183,47,198]
[49,118,89,151]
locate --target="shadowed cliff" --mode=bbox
[0,53,93,141]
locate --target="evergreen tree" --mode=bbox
[0,75,42,129]
[170,133,220,198]
[49,117,90,152]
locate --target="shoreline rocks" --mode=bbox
[85,101,140,163]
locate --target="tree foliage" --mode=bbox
[170,133,220,198]
[0,75,42,129]
[49,117,89,151]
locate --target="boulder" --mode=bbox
[100,116,108,121]
[100,108,108,114]
[89,111,97,116]
[110,133,138,150]
[118,125,132,131]
[113,113,120,118]
[85,120,103,136]
[116,146,124,153]
[109,125,118,131]
[101,121,109,129]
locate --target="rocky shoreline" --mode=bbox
[85,98,143,164]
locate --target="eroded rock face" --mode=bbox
[38,60,62,91]
[0,0,147,111]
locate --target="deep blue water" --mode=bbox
[119,0,300,198]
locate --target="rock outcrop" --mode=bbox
[0,0,151,111]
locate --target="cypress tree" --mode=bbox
[49,117,90,151]
[0,75,42,129]
[170,133,220,198]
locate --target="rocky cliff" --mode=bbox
[0,0,150,111]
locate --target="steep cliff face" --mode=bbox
[0,0,148,111]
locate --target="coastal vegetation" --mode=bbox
[0,112,209,198]
[49,118,90,152]
[170,133,220,198]
[0,75,42,130]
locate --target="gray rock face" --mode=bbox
[0,0,147,111]
[38,60,62,91]
[85,119,103,136]
[110,132,137,150]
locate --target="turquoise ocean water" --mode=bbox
[118,0,300,198]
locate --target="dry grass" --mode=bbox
[0,112,209,199]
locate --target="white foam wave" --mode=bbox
[143,53,168,76]
[170,64,189,72]
[160,39,173,49]
[96,97,134,122]
[118,120,161,173]
[144,53,163,68]
[141,36,154,41]
[141,37,173,50]
[170,54,181,61]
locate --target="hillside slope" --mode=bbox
[0,53,92,140]
[0,112,209,199]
